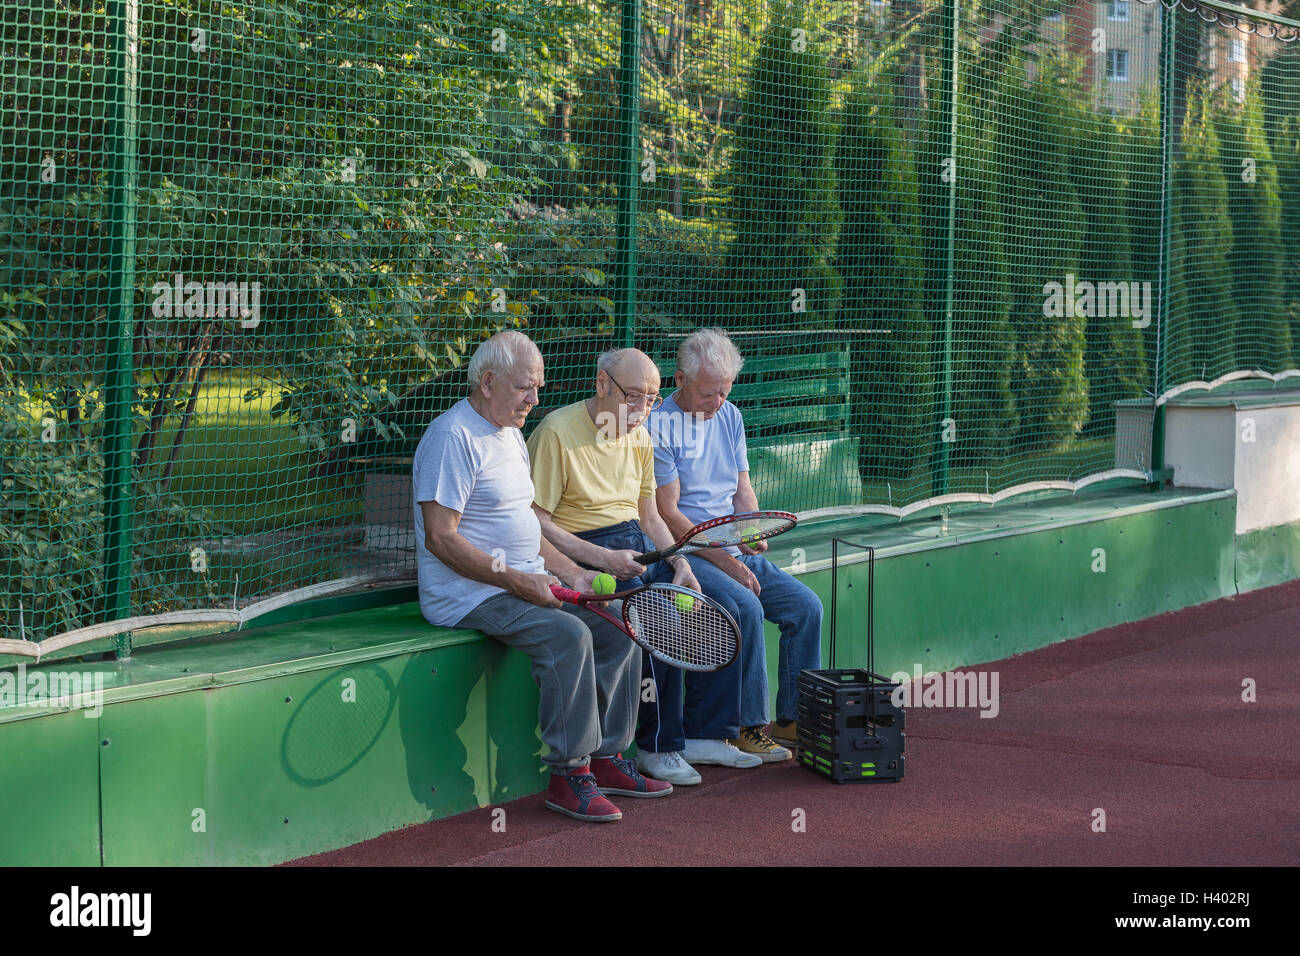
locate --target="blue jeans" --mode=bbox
[686,554,824,724]
[572,520,742,752]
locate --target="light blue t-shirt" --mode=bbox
[646,393,750,530]
[413,398,546,626]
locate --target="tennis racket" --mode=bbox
[634,510,797,564]
[550,583,740,672]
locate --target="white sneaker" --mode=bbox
[635,749,702,786]
[683,738,763,768]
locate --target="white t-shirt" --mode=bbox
[412,398,546,626]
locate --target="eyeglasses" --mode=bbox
[605,371,664,411]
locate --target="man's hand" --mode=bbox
[509,571,564,608]
[604,548,648,581]
[560,568,600,594]
[738,538,768,556]
[722,554,761,596]
[669,559,700,593]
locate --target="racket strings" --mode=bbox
[687,515,795,550]
[625,588,738,670]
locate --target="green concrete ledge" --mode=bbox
[0,603,477,724]
[1236,517,1300,593]
[0,484,1251,865]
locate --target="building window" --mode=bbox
[1231,77,1245,101]
[1109,1,1130,21]
[1230,36,1246,63]
[1107,49,1129,82]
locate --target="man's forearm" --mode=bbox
[535,509,614,572]
[733,487,759,514]
[538,534,586,584]
[639,501,680,554]
[427,529,531,593]
[657,500,742,575]
[658,503,696,542]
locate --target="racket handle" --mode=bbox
[549,585,583,603]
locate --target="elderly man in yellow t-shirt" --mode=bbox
[528,348,751,788]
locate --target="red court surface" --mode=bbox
[286,579,1300,867]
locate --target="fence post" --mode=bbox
[1152,1,1175,478]
[932,0,959,497]
[103,0,140,659]
[613,0,642,349]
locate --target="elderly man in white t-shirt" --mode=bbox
[413,330,671,822]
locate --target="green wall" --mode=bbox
[0,489,1261,866]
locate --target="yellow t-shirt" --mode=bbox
[527,400,656,533]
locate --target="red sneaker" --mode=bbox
[545,767,623,822]
[590,753,674,798]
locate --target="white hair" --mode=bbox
[596,348,621,376]
[677,328,744,381]
[467,330,541,389]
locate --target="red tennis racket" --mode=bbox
[550,583,740,672]
[634,511,797,564]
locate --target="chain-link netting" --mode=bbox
[3,0,1298,648]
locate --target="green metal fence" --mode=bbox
[3,0,1299,651]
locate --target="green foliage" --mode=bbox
[1276,117,1300,357]
[1065,99,1149,434]
[0,405,217,641]
[721,0,841,331]
[1258,47,1300,149]
[933,80,1018,467]
[1120,94,1163,385]
[1167,85,1240,388]
[1210,80,1293,371]
[834,70,931,479]
[991,54,1087,451]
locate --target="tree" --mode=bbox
[1120,93,1163,389]
[1276,117,1300,360]
[720,0,841,332]
[833,69,931,480]
[991,53,1088,451]
[1064,82,1148,434]
[1166,85,1239,387]
[1211,80,1292,371]
[944,83,1018,468]
[0,0,573,638]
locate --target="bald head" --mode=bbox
[591,347,662,434]
[598,348,658,383]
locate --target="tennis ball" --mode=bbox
[592,573,617,595]
[673,592,696,613]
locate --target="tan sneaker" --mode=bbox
[729,725,792,763]
[769,719,799,750]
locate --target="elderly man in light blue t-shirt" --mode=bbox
[414,330,672,822]
[647,328,823,758]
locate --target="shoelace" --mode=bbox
[570,772,601,798]
[609,755,640,779]
[743,727,773,748]
[660,751,685,768]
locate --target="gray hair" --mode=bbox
[467,330,541,389]
[677,328,744,381]
[596,348,621,376]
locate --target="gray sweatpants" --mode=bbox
[457,593,641,772]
